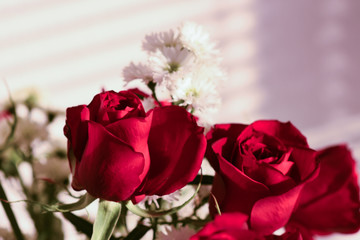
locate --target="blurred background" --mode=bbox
[0,0,359,239]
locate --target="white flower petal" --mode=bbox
[179,21,218,61]
[142,29,181,52]
[123,62,154,84]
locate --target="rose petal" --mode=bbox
[65,105,90,163]
[87,90,145,125]
[289,145,360,235]
[248,163,296,192]
[251,185,304,234]
[206,124,247,171]
[106,112,153,182]
[127,88,150,99]
[286,223,314,240]
[140,106,206,196]
[289,148,317,182]
[190,213,263,240]
[272,151,294,175]
[250,121,309,148]
[212,153,269,215]
[75,121,146,201]
[266,229,304,240]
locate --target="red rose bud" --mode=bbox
[206,120,319,234]
[64,90,206,202]
[288,145,360,238]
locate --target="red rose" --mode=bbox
[190,213,303,240]
[64,90,206,202]
[190,213,263,240]
[206,120,319,234]
[288,145,360,239]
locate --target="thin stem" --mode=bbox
[147,82,162,107]
[0,80,18,153]
[151,217,158,240]
[0,108,17,154]
[0,181,25,240]
[157,218,209,226]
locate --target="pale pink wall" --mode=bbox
[0,1,359,239]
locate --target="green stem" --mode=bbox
[0,181,25,240]
[147,82,162,107]
[0,105,18,154]
[158,216,211,227]
[118,202,128,235]
[152,217,158,240]
[91,200,121,240]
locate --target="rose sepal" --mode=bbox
[125,172,202,218]
[43,192,96,212]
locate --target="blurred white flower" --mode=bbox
[142,29,180,52]
[34,157,70,183]
[139,190,181,209]
[179,22,218,61]
[0,227,35,240]
[123,62,154,84]
[157,225,196,240]
[14,118,48,152]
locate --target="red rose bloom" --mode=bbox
[288,145,360,239]
[190,213,303,240]
[64,90,206,202]
[206,120,319,234]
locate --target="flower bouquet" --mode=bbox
[1,22,359,240]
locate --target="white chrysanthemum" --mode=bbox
[172,66,220,107]
[157,225,196,240]
[149,46,195,84]
[167,63,223,128]
[179,22,218,61]
[123,62,154,84]
[34,157,70,183]
[142,29,181,52]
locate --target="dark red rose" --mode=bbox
[190,213,263,240]
[64,90,206,202]
[206,120,319,234]
[288,145,360,239]
[190,213,303,240]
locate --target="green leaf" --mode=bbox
[91,200,121,240]
[0,193,96,215]
[124,224,151,240]
[126,174,202,218]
